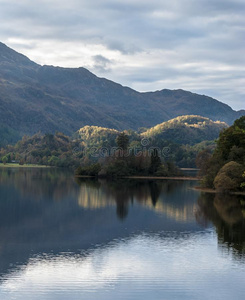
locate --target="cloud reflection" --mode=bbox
[1,233,244,300]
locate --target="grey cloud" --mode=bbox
[92,55,113,73]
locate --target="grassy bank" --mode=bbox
[0,163,51,168]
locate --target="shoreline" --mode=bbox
[75,175,200,181]
[125,176,199,180]
[194,186,245,196]
[0,163,51,168]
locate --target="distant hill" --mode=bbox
[141,115,228,145]
[1,115,227,168]
[75,115,228,147]
[0,131,80,167]
[75,126,120,148]
[0,42,244,146]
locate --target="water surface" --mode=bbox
[0,168,244,299]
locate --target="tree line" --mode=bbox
[196,116,245,192]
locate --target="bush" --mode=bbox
[2,156,8,165]
[75,163,101,176]
[105,160,134,177]
[240,171,245,189]
[155,162,182,177]
[214,161,244,192]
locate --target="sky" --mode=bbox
[0,0,244,110]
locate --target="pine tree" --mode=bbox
[116,132,129,150]
[149,148,161,174]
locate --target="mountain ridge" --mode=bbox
[0,42,244,146]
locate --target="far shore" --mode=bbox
[0,163,51,168]
[125,176,199,181]
[180,168,200,171]
[75,175,200,181]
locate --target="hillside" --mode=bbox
[0,132,81,167]
[1,115,227,168]
[0,42,244,146]
[141,115,228,145]
[75,126,120,148]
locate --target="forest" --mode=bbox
[0,115,226,171]
[1,115,245,188]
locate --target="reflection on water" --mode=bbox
[0,168,76,200]
[196,192,245,260]
[76,178,198,222]
[0,168,245,300]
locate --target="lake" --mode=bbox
[0,168,244,300]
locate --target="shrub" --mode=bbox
[75,163,101,176]
[105,160,134,177]
[214,161,244,192]
[2,156,8,165]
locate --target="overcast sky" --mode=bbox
[0,0,244,110]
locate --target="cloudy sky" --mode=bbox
[0,0,244,110]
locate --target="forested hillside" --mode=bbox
[1,115,226,169]
[142,115,227,145]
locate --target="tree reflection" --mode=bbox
[149,181,161,207]
[1,169,197,223]
[76,178,196,222]
[196,192,245,260]
[0,168,76,201]
[76,178,164,221]
[0,172,201,281]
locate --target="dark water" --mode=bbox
[0,168,244,300]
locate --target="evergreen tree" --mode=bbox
[149,148,162,174]
[116,132,129,150]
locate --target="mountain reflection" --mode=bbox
[196,192,245,260]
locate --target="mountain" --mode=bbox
[0,42,244,146]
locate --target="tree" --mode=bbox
[48,155,60,166]
[241,171,245,189]
[202,116,245,188]
[196,149,212,176]
[2,156,7,165]
[214,161,244,192]
[105,160,133,177]
[75,163,101,176]
[149,148,162,174]
[234,116,245,129]
[228,146,245,164]
[215,118,245,162]
[116,132,129,150]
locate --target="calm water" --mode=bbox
[0,168,244,300]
